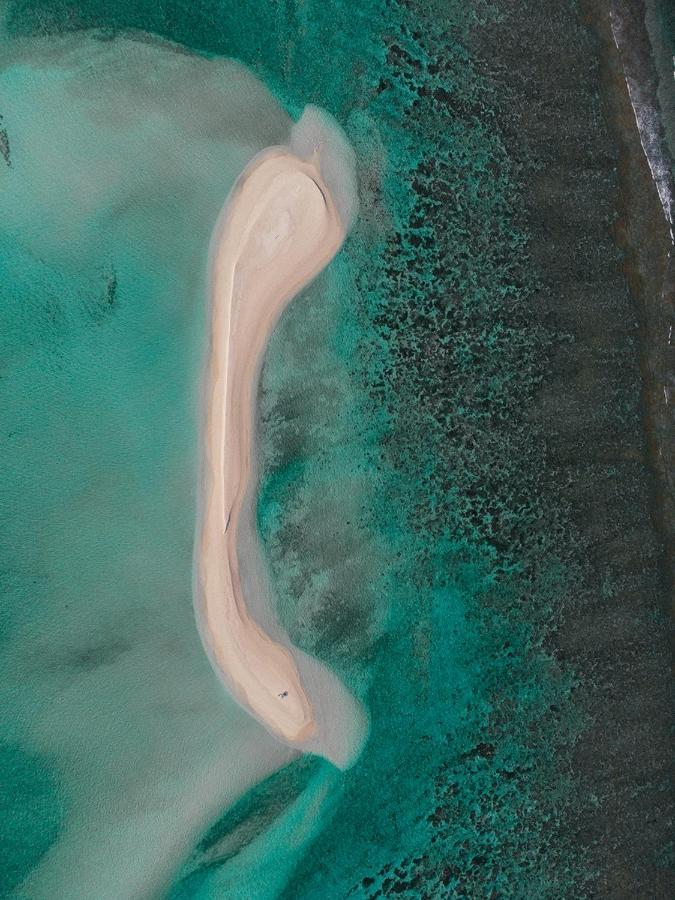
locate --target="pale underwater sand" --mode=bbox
[0,31,307,898]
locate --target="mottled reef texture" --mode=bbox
[470,0,673,895]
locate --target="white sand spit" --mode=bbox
[194,108,366,769]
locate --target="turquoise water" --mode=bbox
[0,1,608,897]
[0,33,301,897]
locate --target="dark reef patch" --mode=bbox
[168,757,323,898]
[0,114,11,167]
[68,637,130,672]
[470,0,673,894]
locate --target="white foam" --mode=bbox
[610,7,674,241]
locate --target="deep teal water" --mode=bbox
[0,0,645,897]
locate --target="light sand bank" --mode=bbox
[195,110,365,767]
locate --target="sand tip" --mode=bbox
[291,651,370,770]
[290,104,359,233]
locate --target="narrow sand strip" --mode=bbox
[195,132,353,754]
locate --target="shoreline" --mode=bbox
[586,0,674,611]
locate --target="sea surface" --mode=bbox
[1,1,672,898]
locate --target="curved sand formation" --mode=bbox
[195,109,365,768]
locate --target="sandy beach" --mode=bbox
[194,119,362,761]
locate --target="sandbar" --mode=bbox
[194,140,349,750]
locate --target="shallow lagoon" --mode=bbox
[0,33,300,897]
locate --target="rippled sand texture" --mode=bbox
[195,110,366,768]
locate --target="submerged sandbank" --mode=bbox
[194,107,366,768]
